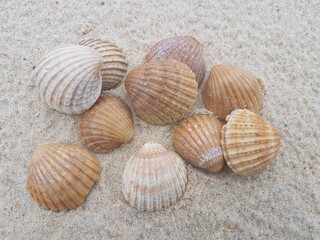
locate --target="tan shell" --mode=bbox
[35,45,103,115]
[27,143,100,211]
[79,95,134,153]
[145,36,205,86]
[125,60,198,125]
[122,142,187,211]
[173,115,225,172]
[80,39,128,90]
[203,64,263,120]
[221,109,281,176]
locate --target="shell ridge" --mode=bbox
[44,149,91,199]
[36,155,74,210]
[29,164,56,210]
[60,150,100,183]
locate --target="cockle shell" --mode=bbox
[80,39,128,90]
[27,143,100,211]
[145,36,206,86]
[173,115,225,172]
[35,45,103,115]
[221,109,281,176]
[203,64,263,120]
[122,142,187,211]
[125,60,198,125]
[79,95,134,153]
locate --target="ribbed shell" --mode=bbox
[79,95,134,153]
[26,143,100,211]
[80,39,128,90]
[122,142,187,211]
[173,115,225,172]
[35,45,103,115]
[125,60,198,125]
[145,36,205,86]
[203,64,263,120]
[221,109,281,176]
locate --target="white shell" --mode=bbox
[122,142,187,211]
[35,45,103,115]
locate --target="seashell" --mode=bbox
[26,143,100,211]
[145,36,206,86]
[80,39,128,90]
[202,64,263,120]
[125,60,198,125]
[79,95,134,153]
[122,142,187,211]
[221,109,281,176]
[173,115,225,172]
[35,45,103,115]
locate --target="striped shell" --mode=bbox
[122,142,187,211]
[35,45,103,114]
[221,109,281,176]
[203,64,263,120]
[79,95,134,153]
[173,115,225,172]
[26,143,100,211]
[145,36,205,86]
[80,39,128,90]
[125,60,198,125]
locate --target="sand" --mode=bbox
[0,0,319,239]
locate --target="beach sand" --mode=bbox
[0,0,319,239]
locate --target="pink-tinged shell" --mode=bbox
[26,143,100,211]
[80,39,128,90]
[125,59,198,125]
[221,109,281,176]
[203,64,263,120]
[122,142,187,211]
[173,115,225,172]
[145,36,206,86]
[35,45,103,114]
[79,95,134,153]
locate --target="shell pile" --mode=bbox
[29,36,281,211]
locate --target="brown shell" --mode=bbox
[80,39,128,90]
[79,95,134,153]
[125,60,198,125]
[221,109,281,176]
[173,115,225,172]
[203,64,263,120]
[26,143,100,211]
[145,36,205,86]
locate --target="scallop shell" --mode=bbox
[203,64,263,120]
[221,109,281,176]
[125,60,198,125]
[122,142,187,211]
[35,45,103,115]
[173,115,225,172]
[80,39,128,90]
[145,36,205,86]
[79,95,134,153]
[27,143,100,211]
